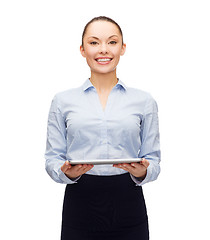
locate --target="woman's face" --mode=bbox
[80,21,126,75]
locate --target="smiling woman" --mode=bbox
[45,16,160,240]
[80,19,126,77]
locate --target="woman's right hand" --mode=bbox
[61,161,94,179]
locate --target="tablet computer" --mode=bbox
[68,158,143,165]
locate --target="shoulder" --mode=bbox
[49,85,83,113]
[124,84,158,114]
[53,85,83,105]
[56,86,82,100]
[126,85,154,102]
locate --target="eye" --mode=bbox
[90,41,98,45]
[109,41,117,45]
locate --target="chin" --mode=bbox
[92,67,117,75]
[93,70,116,75]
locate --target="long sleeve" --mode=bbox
[131,96,161,186]
[45,96,77,184]
[45,79,161,182]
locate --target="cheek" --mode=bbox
[112,47,123,58]
[84,47,97,59]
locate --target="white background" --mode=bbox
[0,0,210,239]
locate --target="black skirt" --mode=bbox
[61,173,149,240]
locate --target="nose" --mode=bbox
[99,43,108,54]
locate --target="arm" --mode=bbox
[44,95,77,184]
[134,96,161,186]
[114,96,161,186]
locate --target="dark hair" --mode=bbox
[81,16,124,47]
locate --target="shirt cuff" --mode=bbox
[58,167,80,184]
[130,164,152,186]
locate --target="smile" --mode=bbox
[95,58,113,64]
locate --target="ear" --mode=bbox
[80,45,86,58]
[120,43,126,56]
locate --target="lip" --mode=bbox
[95,57,113,65]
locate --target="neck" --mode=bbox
[90,71,118,93]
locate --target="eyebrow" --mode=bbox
[88,35,119,40]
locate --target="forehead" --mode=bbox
[85,21,121,39]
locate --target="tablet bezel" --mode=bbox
[68,158,143,165]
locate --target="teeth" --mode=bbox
[96,58,111,62]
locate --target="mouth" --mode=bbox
[95,57,113,64]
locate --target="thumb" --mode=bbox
[61,161,72,173]
[141,159,150,168]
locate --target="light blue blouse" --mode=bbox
[45,79,161,186]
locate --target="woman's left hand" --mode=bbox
[113,158,150,179]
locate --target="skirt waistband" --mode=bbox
[74,172,136,188]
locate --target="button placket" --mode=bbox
[99,116,108,159]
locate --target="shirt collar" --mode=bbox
[116,79,127,90]
[82,78,127,92]
[82,78,94,91]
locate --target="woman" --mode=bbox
[45,16,161,240]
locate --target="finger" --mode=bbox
[113,163,124,169]
[113,164,119,168]
[61,161,72,173]
[113,163,130,168]
[83,164,94,173]
[115,164,134,174]
[74,164,84,172]
[130,162,140,168]
[78,167,93,176]
[77,164,93,174]
[140,159,150,168]
[131,161,146,168]
[122,164,135,173]
[122,163,132,169]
